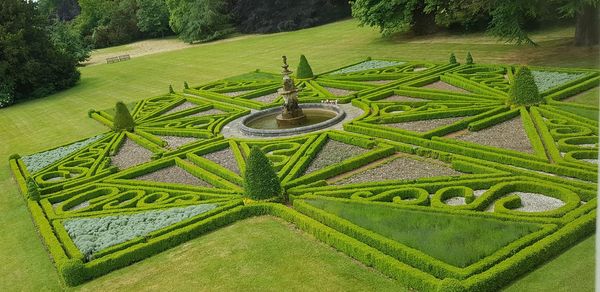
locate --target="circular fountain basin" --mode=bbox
[240,104,345,136]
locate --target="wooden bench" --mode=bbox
[106,54,131,64]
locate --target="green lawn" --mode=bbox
[307,199,542,267]
[71,216,404,291]
[0,19,596,290]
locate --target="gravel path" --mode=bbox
[323,87,356,96]
[455,117,534,153]
[160,136,198,149]
[387,117,464,132]
[135,165,213,187]
[190,108,225,117]
[334,156,462,185]
[251,92,280,103]
[380,95,428,102]
[111,138,152,170]
[203,148,240,174]
[582,158,598,164]
[423,81,469,93]
[444,189,487,206]
[304,140,369,174]
[163,102,199,115]
[222,90,252,97]
[485,192,565,212]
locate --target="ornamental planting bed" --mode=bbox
[9,58,598,290]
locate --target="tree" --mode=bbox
[509,66,542,106]
[49,21,91,63]
[37,0,81,21]
[0,0,80,104]
[74,0,142,48]
[466,52,473,64]
[136,0,172,37]
[350,0,599,46]
[296,55,314,79]
[244,147,282,200]
[113,102,135,132]
[449,53,457,64]
[166,0,234,43]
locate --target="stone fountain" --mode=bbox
[276,56,307,126]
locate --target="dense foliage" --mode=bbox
[244,147,282,200]
[113,102,135,132]
[296,55,315,79]
[232,0,350,33]
[166,0,234,43]
[350,0,599,46]
[0,0,81,106]
[509,67,542,106]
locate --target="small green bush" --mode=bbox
[466,52,474,64]
[8,153,20,160]
[112,102,135,132]
[26,177,40,201]
[59,258,86,286]
[244,146,281,200]
[183,81,189,89]
[169,84,174,93]
[296,54,314,79]
[509,66,542,105]
[449,53,457,64]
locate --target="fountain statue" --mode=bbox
[276,56,307,126]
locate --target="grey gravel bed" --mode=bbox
[111,138,152,170]
[323,87,356,96]
[134,165,213,187]
[221,90,253,97]
[387,117,464,132]
[202,147,240,174]
[444,189,487,206]
[334,156,462,185]
[485,192,565,212]
[380,95,428,102]
[160,136,198,149]
[423,81,469,93]
[163,102,199,115]
[304,140,369,174]
[190,108,225,117]
[582,158,598,164]
[251,92,280,103]
[455,117,534,153]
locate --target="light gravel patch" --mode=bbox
[160,136,198,149]
[445,197,466,205]
[323,87,356,96]
[380,95,428,102]
[387,117,464,132]
[111,138,152,170]
[485,192,565,212]
[163,102,199,115]
[304,140,369,174]
[582,158,598,164]
[251,92,280,103]
[135,165,212,187]
[423,81,469,93]
[334,156,462,185]
[190,108,225,117]
[455,117,534,153]
[203,148,240,174]
[413,66,428,72]
[221,90,252,97]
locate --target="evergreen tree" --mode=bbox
[449,53,457,64]
[509,66,542,105]
[296,55,314,79]
[244,147,281,200]
[466,52,474,64]
[113,102,135,132]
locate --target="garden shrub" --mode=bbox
[244,146,282,200]
[466,52,474,64]
[509,67,542,106]
[59,258,86,286]
[449,53,457,64]
[26,177,40,201]
[296,54,314,79]
[113,101,135,132]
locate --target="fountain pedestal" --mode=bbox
[276,56,307,127]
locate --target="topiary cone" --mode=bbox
[466,52,474,64]
[244,146,281,200]
[113,101,135,132]
[296,54,314,79]
[509,66,542,106]
[449,53,457,64]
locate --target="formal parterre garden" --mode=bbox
[9,55,599,291]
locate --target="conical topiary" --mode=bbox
[509,66,542,106]
[169,84,174,93]
[296,54,314,79]
[184,81,189,89]
[244,146,281,200]
[449,53,457,64]
[113,101,135,132]
[466,52,474,64]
